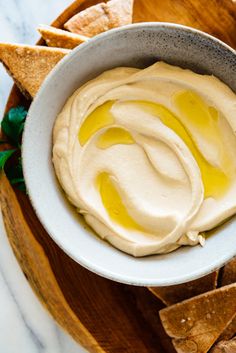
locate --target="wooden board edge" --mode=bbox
[0,173,105,353]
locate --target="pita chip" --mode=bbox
[65,2,109,36]
[210,337,236,353]
[106,0,133,28]
[38,25,88,49]
[159,284,236,353]
[0,43,69,97]
[149,271,219,306]
[64,0,133,37]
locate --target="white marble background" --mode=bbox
[0,1,87,352]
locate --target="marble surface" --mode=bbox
[0,1,87,352]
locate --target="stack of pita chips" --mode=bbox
[150,259,236,353]
[0,1,235,352]
[0,0,133,98]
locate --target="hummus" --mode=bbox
[53,62,236,257]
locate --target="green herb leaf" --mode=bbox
[1,106,28,193]
[10,177,26,192]
[5,157,26,191]
[0,149,16,170]
[1,106,27,147]
[6,157,23,180]
[9,177,25,185]
[16,182,27,192]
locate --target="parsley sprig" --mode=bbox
[0,106,28,191]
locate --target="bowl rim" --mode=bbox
[22,22,236,286]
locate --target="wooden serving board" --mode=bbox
[1,1,236,352]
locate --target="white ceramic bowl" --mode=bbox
[22,23,236,286]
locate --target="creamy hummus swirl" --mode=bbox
[53,62,236,256]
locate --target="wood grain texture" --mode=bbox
[0,174,171,353]
[1,0,236,352]
[133,0,236,49]
[0,176,104,353]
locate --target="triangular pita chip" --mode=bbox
[159,284,236,353]
[64,0,133,37]
[38,25,88,49]
[0,43,70,97]
[210,337,236,353]
[149,271,219,306]
[221,258,236,287]
[65,2,109,36]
